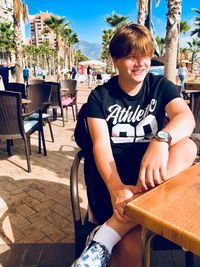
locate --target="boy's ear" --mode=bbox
[112,57,118,67]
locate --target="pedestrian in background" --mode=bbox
[71,66,77,79]
[23,66,29,85]
[178,62,190,97]
[87,65,92,88]
[0,64,13,89]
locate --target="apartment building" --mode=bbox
[0,0,13,24]
[29,11,56,48]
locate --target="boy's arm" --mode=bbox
[87,117,137,223]
[137,97,195,190]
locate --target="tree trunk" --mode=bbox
[137,0,148,25]
[14,21,23,83]
[164,0,181,84]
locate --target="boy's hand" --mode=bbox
[110,184,142,223]
[138,140,169,190]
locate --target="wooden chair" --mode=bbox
[26,83,54,143]
[0,91,45,172]
[61,79,78,121]
[45,81,65,127]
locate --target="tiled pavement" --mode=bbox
[0,82,91,267]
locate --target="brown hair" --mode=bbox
[109,23,154,59]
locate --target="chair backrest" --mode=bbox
[26,83,52,113]
[190,92,200,133]
[29,79,44,85]
[0,91,24,139]
[45,81,62,107]
[5,82,26,99]
[60,79,77,97]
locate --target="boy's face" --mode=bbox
[113,52,151,85]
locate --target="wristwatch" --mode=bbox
[153,131,172,145]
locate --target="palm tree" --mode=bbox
[13,0,28,82]
[0,22,14,64]
[137,0,160,26]
[137,0,161,56]
[60,23,72,69]
[180,21,190,34]
[44,15,65,81]
[164,0,182,83]
[187,38,200,72]
[101,29,114,72]
[67,32,79,69]
[191,8,200,38]
[74,49,88,67]
[178,21,190,63]
[155,35,165,56]
[105,12,129,28]
[103,12,130,71]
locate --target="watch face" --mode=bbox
[158,131,169,139]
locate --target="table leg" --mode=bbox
[142,228,157,267]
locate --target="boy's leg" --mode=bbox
[110,225,142,267]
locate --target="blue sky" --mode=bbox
[25,0,199,47]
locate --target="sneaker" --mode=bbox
[71,240,110,267]
[71,225,111,267]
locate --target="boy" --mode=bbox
[72,23,196,267]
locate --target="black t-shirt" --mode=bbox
[85,73,180,222]
[87,73,180,161]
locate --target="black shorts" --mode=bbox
[84,143,149,224]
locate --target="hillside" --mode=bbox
[74,40,102,60]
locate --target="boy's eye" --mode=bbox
[126,55,136,60]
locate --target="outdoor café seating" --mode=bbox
[61,79,78,121]
[0,90,45,172]
[26,83,54,143]
[5,82,27,99]
[45,81,65,127]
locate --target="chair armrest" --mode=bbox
[41,101,52,110]
[70,150,84,224]
[22,108,40,118]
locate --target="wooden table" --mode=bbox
[125,163,200,258]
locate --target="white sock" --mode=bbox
[93,223,121,254]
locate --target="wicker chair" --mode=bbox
[45,81,65,127]
[61,79,78,121]
[5,82,26,99]
[26,83,54,143]
[0,91,45,172]
[29,79,44,85]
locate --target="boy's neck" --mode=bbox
[118,77,143,96]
